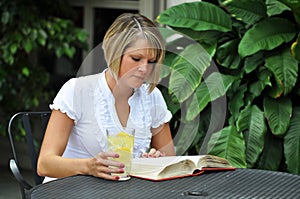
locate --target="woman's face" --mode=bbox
[118,39,157,89]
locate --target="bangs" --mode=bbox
[144,31,165,63]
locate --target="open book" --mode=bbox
[130,155,235,181]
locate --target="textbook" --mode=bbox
[130,155,235,181]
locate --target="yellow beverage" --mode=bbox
[107,131,134,180]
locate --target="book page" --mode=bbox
[131,156,203,180]
[158,159,196,178]
[131,155,234,180]
[197,155,233,169]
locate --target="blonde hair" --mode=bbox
[102,13,165,93]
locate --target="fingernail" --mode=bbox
[120,169,125,173]
[115,176,120,180]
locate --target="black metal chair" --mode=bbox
[8,111,51,199]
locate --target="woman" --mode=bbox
[37,13,175,182]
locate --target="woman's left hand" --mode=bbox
[142,148,165,158]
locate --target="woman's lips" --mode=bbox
[134,75,144,80]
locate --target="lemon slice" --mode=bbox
[117,132,131,137]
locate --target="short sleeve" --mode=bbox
[150,88,172,128]
[49,78,79,123]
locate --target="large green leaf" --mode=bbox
[207,126,247,168]
[223,0,267,25]
[169,43,211,103]
[186,72,236,121]
[284,107,300,174]
[256,131,283,171]
[266,0,291,16]
[238,17,297,57]
[172,28,222,45]
[157,1,232,32]
[236,105,267,167]
[174,120,199,155]
[216,39,241,69]
[265,48,299,96]
[264,96,292,137]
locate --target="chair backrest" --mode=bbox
[8,111,51,186]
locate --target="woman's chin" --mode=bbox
[131,83,143,89]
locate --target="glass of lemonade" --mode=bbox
[106,128,135,181]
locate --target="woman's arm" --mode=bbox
[37,110,123,180]
[144,123,175,157]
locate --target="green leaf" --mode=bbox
[38,29,47,46]
[256,131,283,171]
[264,96,292,137]
[244,53,264,74]
[169,43,211,103]
[22,67,30,77]
[223,0,267,25]
[277,0,300,25]
[10,43,18,54]
[24,40,32,53]
[38,37,46,46]
[238,17,297,57]
[157,1,232,32]
[33,97,39,107]
[77,30,88,42]
[173,28,222,44]
[55,47,64,57]
[266,0,291,16]
[228,84,247,123]
[207,126,247,168]
[1,11,10,24]
[199,41,217,57]
[216,39,241,69]
[236,105,267,167]
[64,45,75,58]
[284,107,300,174]
[291,33,300,61]
[174,121,199,155]
[160,86,180,115]
[267,74,284,98]
[265,48,299,96]
[249,68,272,98]
[186,73,235,121]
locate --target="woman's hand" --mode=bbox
[88,152,125,180]
[142,148,166,158]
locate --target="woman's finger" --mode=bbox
[142,148,165,158]
[149,148,156,155]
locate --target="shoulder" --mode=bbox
[74,73,101,88]
[61,73,100,92]
[145,86,165,102]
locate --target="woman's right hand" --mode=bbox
[88,152,125,180]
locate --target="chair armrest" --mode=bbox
[9,159,33,190]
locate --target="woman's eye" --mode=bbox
[148,60,157,64]
[132,57,140,62]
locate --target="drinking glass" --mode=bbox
[106,128,135,181]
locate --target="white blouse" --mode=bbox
[49,70,172,159]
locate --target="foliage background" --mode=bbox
[0,0,88,136]
[157,0,300,174]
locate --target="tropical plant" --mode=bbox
[0,0,88,136]
[157,0,300,174]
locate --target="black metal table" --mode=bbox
[27,169,300,199]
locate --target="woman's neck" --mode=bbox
[105,70,133,100]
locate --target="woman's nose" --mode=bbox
[138,61,148,73]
